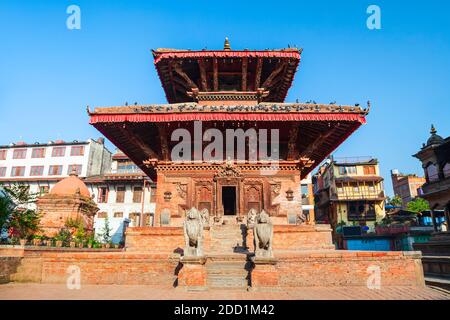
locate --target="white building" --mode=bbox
[0,138,112,202]
[301,174,315,221]
[84,152,156,244]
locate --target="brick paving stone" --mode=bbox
[0,283,449,300]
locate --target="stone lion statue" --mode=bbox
[247,208,258,226]
[183,207,204,257]
[253,210,274,258]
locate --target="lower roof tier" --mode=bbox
[89,103,368,180]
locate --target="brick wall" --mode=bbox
[274,251,424,287]
[0,257,22,283]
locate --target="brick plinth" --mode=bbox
[177,256,207,290]
[125,227,211,253]
[251,257,279,289]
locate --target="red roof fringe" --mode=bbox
[90,113,366,124]
[153,51,301,65]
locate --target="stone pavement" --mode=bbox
[0,283,449,300]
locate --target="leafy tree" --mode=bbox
[406,198,430,213]
[99,216,112,244]
[0,185,41,240]
[386,195,402,207]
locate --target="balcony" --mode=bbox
[331,191,385,201]
[109,167,144,174]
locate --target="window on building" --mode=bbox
[133,186,143,203]
[11,166,25,177]
[52,146,66,157]
[39,186,49,195]
[353,185,360,193]
[67,164,82,175]
[0,150,7,160]
[116,186,125,203]
[97,212,107,219]
[426,163,439,182]
[114,212,123,218]
[150,186,156,202]
[13,149,27,159]
[70,146,85,156]
[30,166,44,176]
[129,212,141,225]
[31,148,46,158]
[368,185,375,193]
[339,166,356,175]
[98,187,108,203]
[48,165,62,176]
[443,163,450,178]
[337,185,344,193]
[363,165,376,175]
[0,167,6,177]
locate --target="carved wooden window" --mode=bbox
[133,186,143,203]
[363,165,376,175]
[116,186,125,203]
[97,212,107,219]
[150,186,156,202]
[113,212,123,218]
[98,187,108,203]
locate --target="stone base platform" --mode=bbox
[0,246,425,289]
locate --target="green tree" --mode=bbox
[406,198,430,213]
[386,195,402,207]
[0,185,41,240]
[100,216,112,244]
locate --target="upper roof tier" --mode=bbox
[152,39,302,104]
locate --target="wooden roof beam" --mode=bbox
[172,61,198,90]
[116,125,159,160]
[299,125,340,159]
[261,61,287,89]
[255,58,263,89]
[241,57,248,91]
[198,59,208,91]
[213,58,219,91]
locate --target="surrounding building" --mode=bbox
[300,174,315,223]
[413,125,450,228]
[0,138,112,208]
[391,169,426,208]
[313,156,386,240]
[412,125,450,287]
[84,151,156,243]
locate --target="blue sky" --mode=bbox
[0,0,449,195]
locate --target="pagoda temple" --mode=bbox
[89,39,369,229]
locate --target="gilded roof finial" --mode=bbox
[430,124,437,135]
[224,37,231,51]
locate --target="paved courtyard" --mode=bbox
[0,283,449,300]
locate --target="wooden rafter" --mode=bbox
[198,59,208,91]
[255,58,263,89]
[157,124,170,161]
[117,125,159,160]
[167,63,178,102]
[172,61,198,90]
[286,124,300,160]
[299,125,340,159]
[261,61,287,89]
[241,57,248,91]
[213,58,219,91]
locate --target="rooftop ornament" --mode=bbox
[224,37,231,51]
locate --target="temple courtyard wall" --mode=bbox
[0,225,425,289]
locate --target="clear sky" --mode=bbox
[0,0,449,195]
